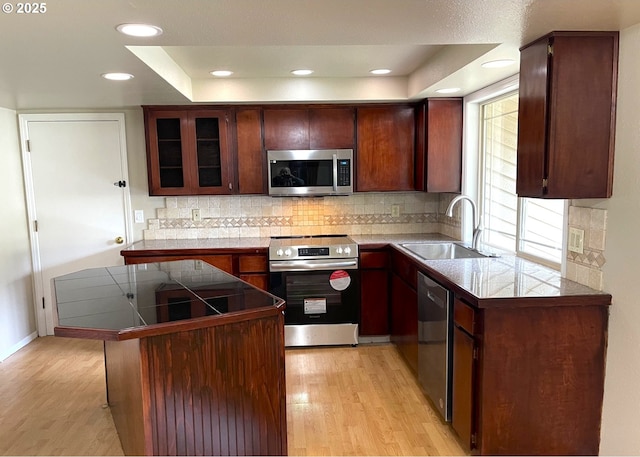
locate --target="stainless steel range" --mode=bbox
[268,235,360,347]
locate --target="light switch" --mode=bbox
[192,209,201,222]
[391,205,400,218]
[568,227,585,254]
[134,210,144,223]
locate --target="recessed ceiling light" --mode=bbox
[291,69,314,76]
[116,23,163,37]
[435,87,461,94]
[210,70,233,77]
[101,72,134,81]
[370,69,392,75]
[481,59,516,68]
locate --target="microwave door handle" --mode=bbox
[332,153,338,192]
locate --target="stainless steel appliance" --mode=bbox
[417,272,453,421]
[269,235,359,346]
[267,149,353,196]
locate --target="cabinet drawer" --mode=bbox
[453,298,476,335]
[238,255,268,273]
[360,251,389,269]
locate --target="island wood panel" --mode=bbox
[104,312,286,456]
[477,304,608,455]
[104,338,150,456]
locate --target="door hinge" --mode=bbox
[547,43,553,56]
[542,178,548,190]
[34,220,38,232]
[42,296,45,309]
[471,433,478,447]
[26,140,31,152]
[114,180,127,188]
[473,346,479,360]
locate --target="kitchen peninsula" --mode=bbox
[52,260,287,456]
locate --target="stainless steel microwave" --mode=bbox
[267,149,353,196]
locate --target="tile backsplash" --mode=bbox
[566,205,607,291]
[141,195,607,291]
[144,192,459,240]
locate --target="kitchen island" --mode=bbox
[52,260,287,456]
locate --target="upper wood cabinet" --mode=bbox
[517,31,619,198]
[356,105,415,192]
[415,99,463,193]
[235,108,266,194]
[263,107,355,150]
[144,107,233,195]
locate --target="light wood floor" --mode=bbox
[0,337,466,456]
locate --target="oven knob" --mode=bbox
[276,248,284,257]
[336,247,343,254]
[284,249,292,257]
[344,247,351,255]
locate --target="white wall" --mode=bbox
[0,107,36,361]
[595,23,640,455]
[122,108,165,241]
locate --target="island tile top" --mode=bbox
[53,260,283,334]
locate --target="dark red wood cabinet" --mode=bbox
[235,108,265,194]
[263,106,355,150]
[144,107,233,196]
[356,105,416,192]
[359,249,390,335]
[389,250,418,373]
[415,98,463,193]
[517,31,618,198]
[122,251,269,291]
[451,295,610,455]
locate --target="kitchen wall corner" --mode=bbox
[566,204,607,291]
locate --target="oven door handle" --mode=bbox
[269,259,358,271]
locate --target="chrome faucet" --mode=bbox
[445,195,483,251]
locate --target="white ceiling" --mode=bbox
[2,0,640,110]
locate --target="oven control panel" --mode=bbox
[269,236,358,260]
[298,247,330,256]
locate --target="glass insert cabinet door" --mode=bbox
[145,108,231,195]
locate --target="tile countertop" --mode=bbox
[122,234,610,303]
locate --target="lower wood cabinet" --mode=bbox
[122,251,269,291]
[389,249,418,373]
[390,273,418,374]
[451,296,609,455]
[451,298,477,449]
[359,249,390,335]
[238,254,269,291]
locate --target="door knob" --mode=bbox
[115,236,124,244]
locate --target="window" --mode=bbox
[479,91,564,267]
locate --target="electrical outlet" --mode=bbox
[568,227,585,254]
[391,204,400,218]
[192,209,201,222]
[134,210,144,223]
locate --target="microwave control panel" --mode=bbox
[338,160,351,186]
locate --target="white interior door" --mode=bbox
[19,113,132,335]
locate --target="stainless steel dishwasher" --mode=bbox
[417,272,453,422]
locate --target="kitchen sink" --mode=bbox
[400,242,491,260]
